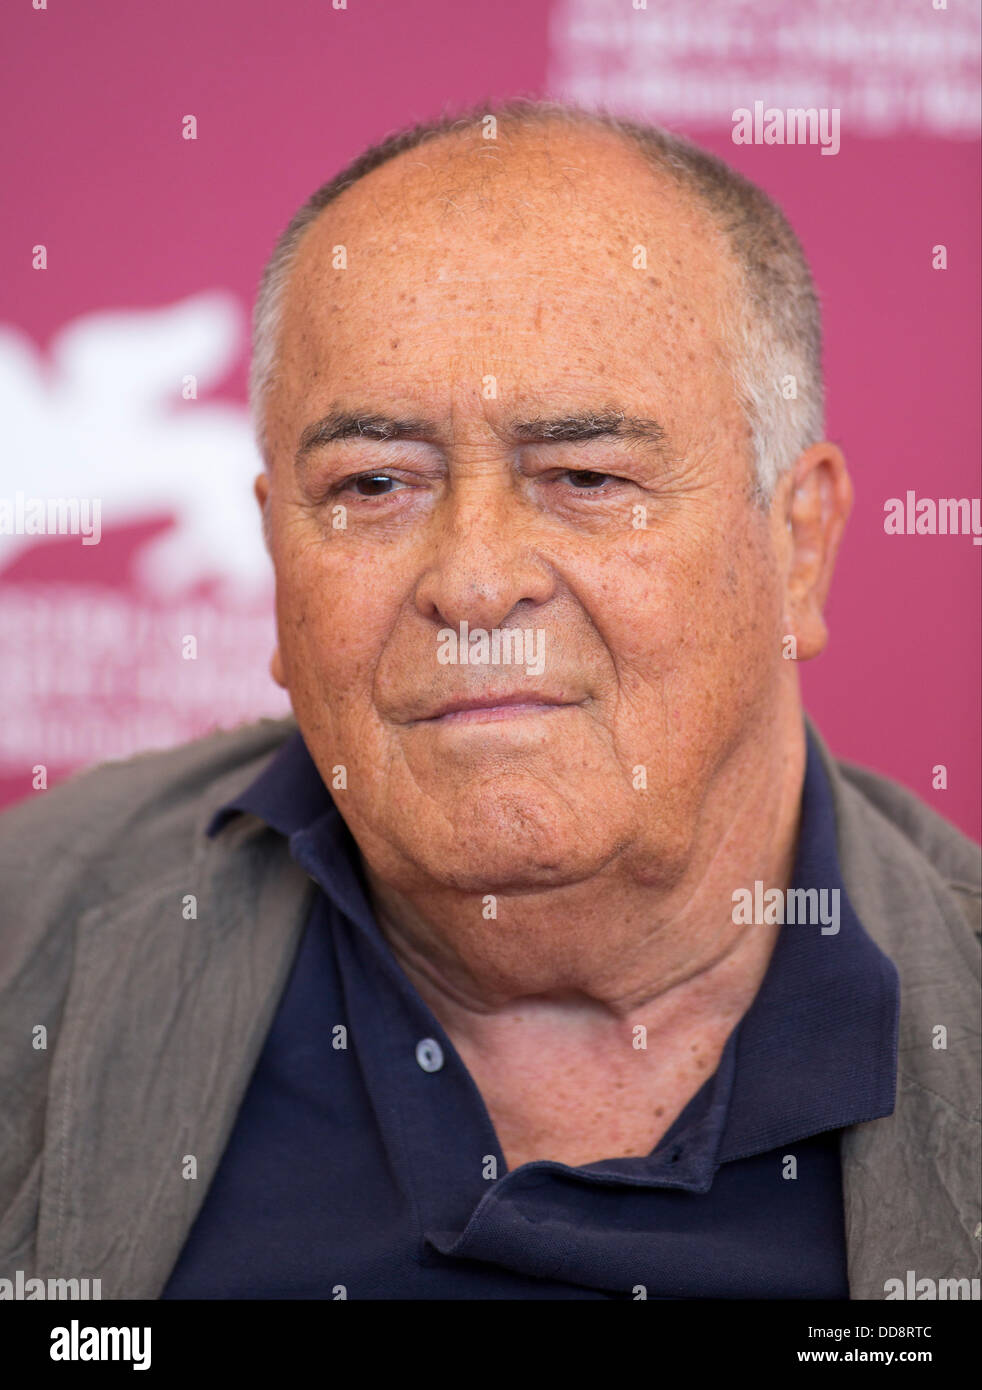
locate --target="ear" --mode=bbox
[253,471,271,550]
[775,441,853,661]
[253,472,287,689]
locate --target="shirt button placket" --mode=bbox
[415,1038,445,1073]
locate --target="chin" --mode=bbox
[406,796,627,893]
[426,847,605,895]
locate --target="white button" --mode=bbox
[415,1038,444,1073]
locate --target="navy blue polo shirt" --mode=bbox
[162,725,899,1300]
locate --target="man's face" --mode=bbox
[261,126,794,896]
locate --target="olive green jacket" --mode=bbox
[0,716,978,1299]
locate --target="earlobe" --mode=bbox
[782,441,852,661]
[786,600,830,663]
[271,648,287,689]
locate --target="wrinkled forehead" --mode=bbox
[271,126,743,442]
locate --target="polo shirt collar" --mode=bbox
[207,730,376,928]
[209,721,899,1175]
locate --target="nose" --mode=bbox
[412,473,556,633]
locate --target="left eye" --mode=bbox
[348,473,404,496]
[561,470,614,489]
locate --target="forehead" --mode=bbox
[273,125,741,436]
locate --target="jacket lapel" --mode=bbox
[808,719,980,1298]
[34,769,314,1299]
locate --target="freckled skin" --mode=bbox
[256,123,852,1168]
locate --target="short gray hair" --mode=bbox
[249,98,824,503]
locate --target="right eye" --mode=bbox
[343,473,407,497]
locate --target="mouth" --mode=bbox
[417,693,582,724]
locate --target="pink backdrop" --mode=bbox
[1,0,979,839]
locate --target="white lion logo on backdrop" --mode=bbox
[0,291,270,602]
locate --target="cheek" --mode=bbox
[662,540,782,727]
[273,539,400,697]
[576,532,720,667]
[585,524,779,711]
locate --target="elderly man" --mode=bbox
[1,100,978,1303]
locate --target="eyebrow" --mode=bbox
[295,408,668,462]
[510,412,666,446]
[296,412,438,459]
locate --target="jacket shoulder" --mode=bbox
[0,717,297,933]
[834,756,981,932]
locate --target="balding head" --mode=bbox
[251,101,824,503]
[267,115,745,518]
